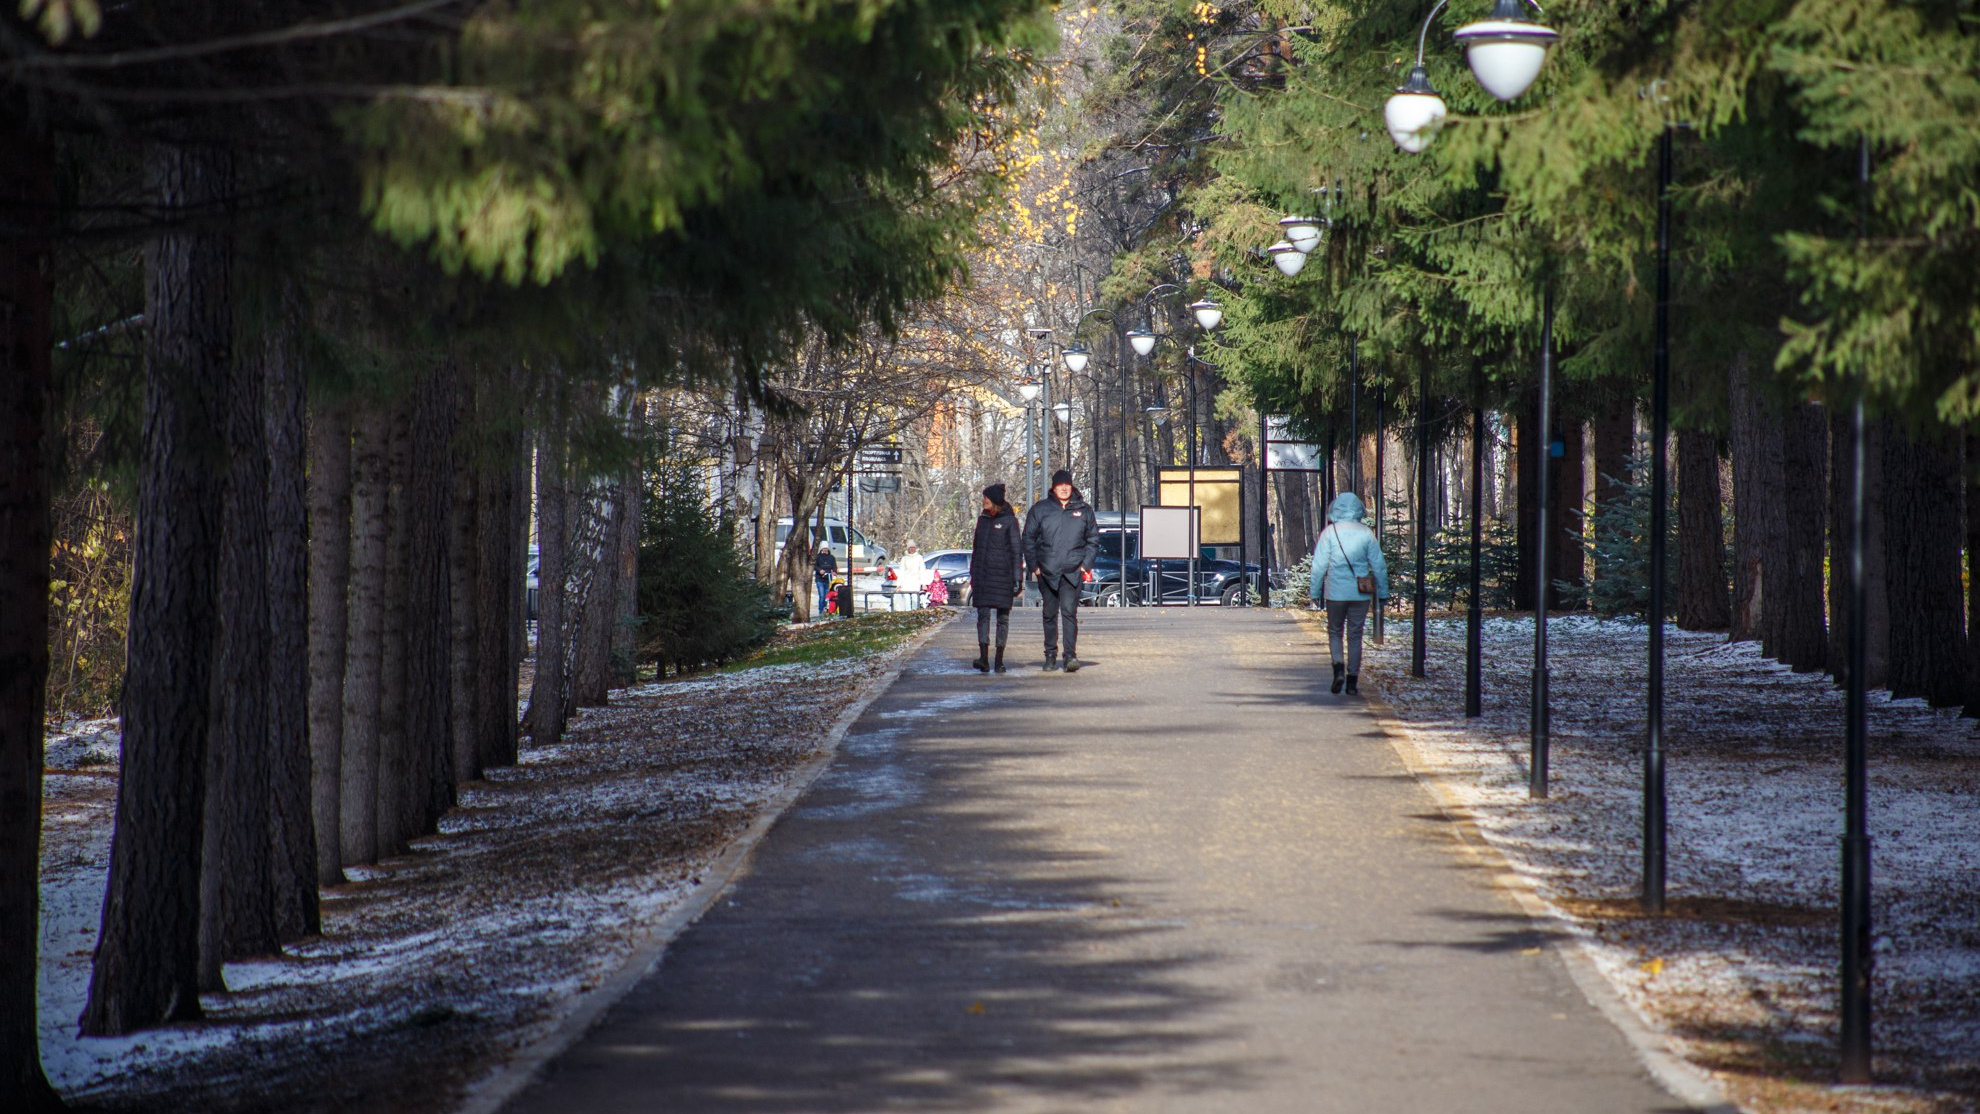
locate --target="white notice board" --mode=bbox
[1139,504,1198,560]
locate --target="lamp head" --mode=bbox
[1052,401,1071,420]
[1017,378,1042,402]
[1267,241,1308,277]
[1384,64,1448,153]
[1061,344,1090,373]
[1278,215,1324,254]
[1126,328,1158,357]
[1454,0,1559,102]
[1189,299,1225,331]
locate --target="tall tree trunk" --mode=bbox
[1591,401,1634,589]
[404,367,456,831]
[472,428,521,770]
[571,479,615,708]
[1513,395,1538,611]
[0,112,63,1105]
[306,402,352,886]
[448,382,482,788]
[1727,355,1784,646]
[1549,419,1587,607]
[263,296,317,938]
[525,434,570,744]
[613,464,642,686]
[339,405,389,867]
[1676,429,1731,630]
[1776,402,1829,671]
[1966,432,1980,717]
[83,135,234,1035]
[1884,427,1966,705]
[375,405,412,857]
[199,288,279,991]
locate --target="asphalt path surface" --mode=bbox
[503,608,1701,1114]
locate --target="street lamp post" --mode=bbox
[1018,375,1043,507]
[1413,363,1431,678]
[1644,120,1673,915]
[1532,283,1555,798]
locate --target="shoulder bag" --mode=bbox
[1334,528,1376,596]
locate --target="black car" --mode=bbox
[1087,539,1262,607]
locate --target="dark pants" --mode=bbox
[975,607,1011,647]
[1039,575,1079,659]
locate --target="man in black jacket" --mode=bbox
[1022,469,1098,671]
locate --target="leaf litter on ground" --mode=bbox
[37,608,951,1113]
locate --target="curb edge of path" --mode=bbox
[452,612,960,1114]
[1284,609,1742,1114]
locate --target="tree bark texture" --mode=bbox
[525,435,569,745]
[1883,427,1966,706]
[403,367,456,832]
[339,405,389,867]
[1967,432,1980,717]
[375,405,413,857]
[262,299,318,938]
[1775,403,1829,671]
[199,293,279,990]
[83,136,234,1035]
[1727,356,1784,646]
[613,467,641,686]
[472,428,521,770]
[571,481,616,709]
[1513,397,1538,612]
[0,114,64,1104]
[448,381,482,789]
[1676,430,1731,630]
[1548,421,1586,606]
[306,402,352,886]
[1591,402,1634,588]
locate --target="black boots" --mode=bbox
[1345,674,1359,695]
[974,644,990,673]
[1331,662,1346,694]
[993,646,1007,673]
[1044,655,1061,672]
[1063,654,1081,673]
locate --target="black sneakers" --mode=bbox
[1063,656,1081,673]
[1044,656,1061,672]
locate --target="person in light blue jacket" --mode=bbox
[1309,492,1390,695]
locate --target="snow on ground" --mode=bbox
[36,612,947,1114]
[1344,611,1980,1114]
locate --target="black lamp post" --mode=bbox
[1644,120,1673,915]
[1465,403,1484,718]
[1532,283,1555,798]
[1840,133,1874,1086]
[1413,363,1431,678]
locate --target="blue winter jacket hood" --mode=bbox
[1310,493,1390,602]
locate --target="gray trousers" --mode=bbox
[1326,600,1371,675]
[975,607,1011,648]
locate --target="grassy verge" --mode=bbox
[727,608,953,670]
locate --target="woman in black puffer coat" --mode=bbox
[968,483,1024,673]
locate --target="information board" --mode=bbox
[1138,505,1198,560]
[1157,467,1243,546]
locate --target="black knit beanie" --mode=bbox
[1050,469,1073,488]
[982,482,1008,507]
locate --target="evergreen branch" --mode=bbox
[0,0,467,74]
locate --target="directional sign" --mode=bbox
[860,445,904,465]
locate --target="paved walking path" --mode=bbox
[503,609,1703,1113]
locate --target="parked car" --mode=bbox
[1089,527,1262,606]
[920,549,972,604]
[772,516,888,574]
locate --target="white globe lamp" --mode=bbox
[1385,65,1447,154]
[1126,328,1158,357]
[1061,344,1090,373]
[1267,241,1307,277]
[1456,0,1560,102]
[1278,216,1323,254]
[1189,299,1224,331]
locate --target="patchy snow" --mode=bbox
[35,612,947,1113]
[1349,612,1980,1114]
